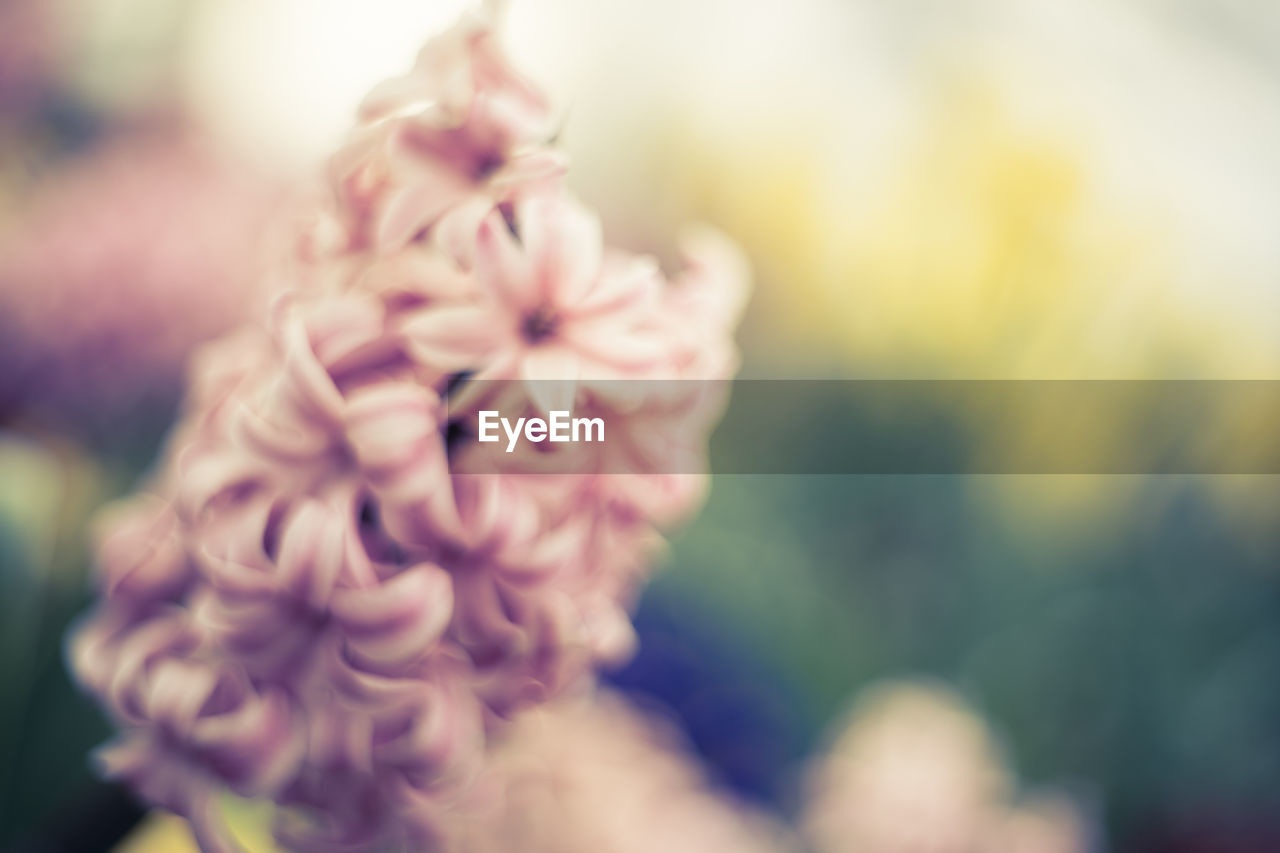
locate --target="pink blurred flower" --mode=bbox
[402,192,671,410]
[0,0,66,112]
[802,681,1093,853]
[69,4,749,851]
[358,0,550,153]
[0,133,276,435]
[453,690,794,853]
[325,0,564,255]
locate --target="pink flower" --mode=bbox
[324,0,563,255]
[403,191,670,412]
[69,5,749,851]
[802,681,1093,853]
[453,690,795,853]
[0,0,66,111]
[358,0,551,153]
[69,607,306,853]
[0,132,277,436]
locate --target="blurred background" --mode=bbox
[3,0,1280,850]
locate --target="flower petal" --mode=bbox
[518,194,602,307]
[519,346,580,413]
[401,302,505,371]
[474,210,534,308]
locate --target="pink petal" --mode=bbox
[375,174,467,251]
[358,72,437,122]
[275,501,346,609]
[519,346,580,413]
[489,149,568,199]
[359,252,475,318]
[517,194,602,307]
[563,320,671,373]
[331,564,454,667]
[431,195,497,271]
[572,254,661,320]
[344,383,442,476]
[278,311,347,423]
[400,302,505,371]
[474,210,534,308]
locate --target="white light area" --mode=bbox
[179,0,899,204]
[959,0,1280,354]
[177,0,1280,366]
[512,0,1280,370]
[500,0,907,234]
[60,0,188,111]
[181,0,473,174]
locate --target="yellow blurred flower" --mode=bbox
[668,50,1280,526]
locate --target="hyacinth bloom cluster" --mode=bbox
[0,133,274,435]
[453,690,794,853]
[70,4,747,852]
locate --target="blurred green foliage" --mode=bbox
[657,470,1280,842]
[0,518,111,847]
